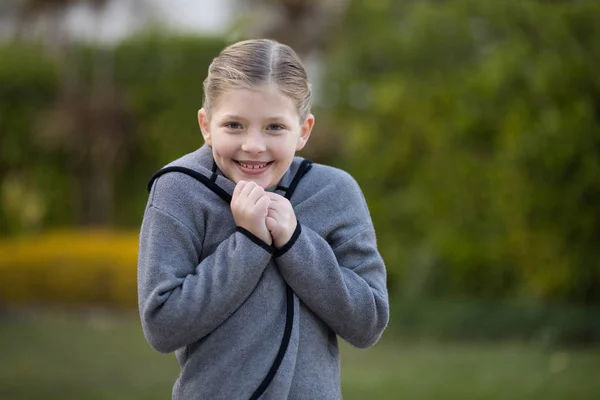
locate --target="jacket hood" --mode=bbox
[148,144,312,203]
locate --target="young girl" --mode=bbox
[138,38,389,400]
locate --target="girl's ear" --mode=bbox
[198,108,211,145]
[296,113,315,151]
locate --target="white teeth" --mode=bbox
[239,162,268,169]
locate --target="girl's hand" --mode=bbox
[265,192,297,249]
[231,181,272,246]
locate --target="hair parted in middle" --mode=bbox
[202,39,312,122]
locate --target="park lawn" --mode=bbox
[1,307,599,400]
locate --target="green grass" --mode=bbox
[1,307,600,399]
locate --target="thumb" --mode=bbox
[256,195,271,215]
[266,215,278,233]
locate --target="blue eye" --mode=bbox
[267,124,285,131]
[225,122,242,130]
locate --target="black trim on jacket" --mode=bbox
[147,158,313,400]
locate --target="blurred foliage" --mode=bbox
[390,298,600,347]
[322,0,600,304]
[1,230,599,346]
[0,44,59,233]
[0,230,138,307]
[113,34,225,166]
[2,0,600,309]
[0,34,225,231]
[87,34,225,226]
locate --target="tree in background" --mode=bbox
[9,0,108,44]
[233,0,348,55]
[2,0,143,227]
[322,0,600,303]
[4,0,599,307]
[0,44,58,234]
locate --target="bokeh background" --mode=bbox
[1,0,600,398]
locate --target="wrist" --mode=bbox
[274,223,302,257]
[236,227,274,252]
[274,221,296,248]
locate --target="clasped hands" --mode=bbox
[231,180,297,248]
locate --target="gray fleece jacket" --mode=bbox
[137,144,389,400]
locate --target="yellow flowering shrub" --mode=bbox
[0,230,139,308]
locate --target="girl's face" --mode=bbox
[198,84,314,190]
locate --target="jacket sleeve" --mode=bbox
[274,175,389,349]
[137,205,273,353]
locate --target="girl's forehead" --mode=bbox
[212,84,299,119]
[221,83,286,100]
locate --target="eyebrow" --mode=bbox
[265,116,290,122]
[220,114,247,121]
[219,114,290,123]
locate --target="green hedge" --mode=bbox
[389,298,600,347]
[3,8,600,306]
[0,34,226,232]
[323,0,600,304]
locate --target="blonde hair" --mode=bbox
[203,39,312,122]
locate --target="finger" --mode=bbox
[267,206,282,219]
[239,180,257,200]
[266,193,293,211]
[267,197,292,213]
[232,180,248,201]
[265,192,285,201]
[248,185,266,205]
[266,215,278,233]
[267,199,285,213]
[255,195,271,215]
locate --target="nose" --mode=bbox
[241,130,266,153]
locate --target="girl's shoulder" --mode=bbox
[300,161,363,195]
[147,147,232,213]
[293,161,369,215]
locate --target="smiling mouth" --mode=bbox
[236,161,273,170]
